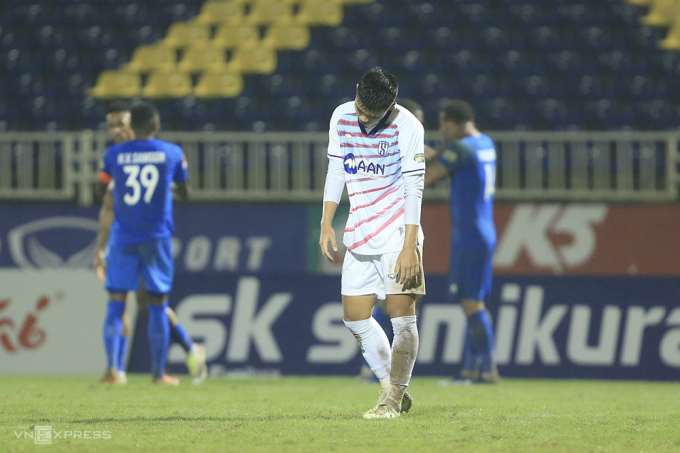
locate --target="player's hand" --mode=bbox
[395,246,420,289]
[424,145,438,161]
[319,223,338,263]
[94,249,106,282]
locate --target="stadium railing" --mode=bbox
[0,131,677,205]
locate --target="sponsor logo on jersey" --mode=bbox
[343,153,385,176]
[414,153,425,163]
[378,141,389,156]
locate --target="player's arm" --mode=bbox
[424,142,472,185]
[173,150,190,201]
[320,109,345,262]
[94,190,114,281]
[173,182,189,200]
[395,121,425,285]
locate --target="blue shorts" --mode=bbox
[105,237,174,296]
[447,243,494,304]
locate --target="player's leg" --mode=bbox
[167,305,208,385]
[140,237,178,385]
[116,295,132,384]
[448,248,479,381]
[357,302,389,383]
[341,252,394,405]
[364,247,425,419]
[460,245,498,383]
[102,244,141,383]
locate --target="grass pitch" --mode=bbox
[1,375,679,453]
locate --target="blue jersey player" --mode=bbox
[425,100,499,384]
[98,103,188,385]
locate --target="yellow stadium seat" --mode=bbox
[296,1,343,26]
[230,43,277,74]
[178,46,228,72]
[195,0,245,25]
[163,22,211,49]
[142,71,193,98]
[263,23,310,50]
[213,24,260,48]
[90,71,141,99]
[126,45,176,72]
[641,0,680,27]
[247,1,295,25]
[341,0,374,4]
[660,18,680,48]
[194,71,244,98]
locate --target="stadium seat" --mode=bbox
[178,46,228,72]
[163,22,211,49]
[296,1,344,27]
[194,0,245,25]
[641,0,680,27]
[126,45,176,72]
[230,43,277,74]
[660,17,680,48]
[263,24,311,50]
[247,1,295,25]
[142,71,193,98]
[194,71,244,98]
[90,70,141,98]
[213,24,260,48]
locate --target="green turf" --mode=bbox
[0,376,679,453]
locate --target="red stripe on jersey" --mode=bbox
[348,182,393,198]
[338,119,358,126]
[338,131,398,139]
[340,140,398,149]
[345,196,404,233]
[350,186,401,213]
[348,207,405,250]
[99,171,112,185]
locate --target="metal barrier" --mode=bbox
[0,131,678,205]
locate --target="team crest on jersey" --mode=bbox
[378,141,389,156]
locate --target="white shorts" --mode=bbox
[341,245,426,300]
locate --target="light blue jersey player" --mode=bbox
[425,100,499,384]
[98,103,188,385]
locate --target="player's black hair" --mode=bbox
[357,67,398,114]
[105,100,131,115]
[130,102,159,130]
[441,100,475,124]
[398,98,422,116]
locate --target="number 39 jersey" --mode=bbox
[100,139,188,245]
[437,134,497,247]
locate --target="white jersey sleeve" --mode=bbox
[327,106,343,161]
[399,117,426,176]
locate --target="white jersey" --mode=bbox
[327,101,426,255]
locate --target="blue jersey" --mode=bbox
[438,134,496,248]
[101,139,188,246]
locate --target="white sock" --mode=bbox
[344,317,391,381]
[390,316,419,390]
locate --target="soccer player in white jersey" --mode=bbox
[319,67,426,419]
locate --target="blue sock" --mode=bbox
[468,310,496,374]
[461,325,476,372]
[170,323,193,353]
[117,336,129,372]
[103,301,125,370]
[148,303,170,378]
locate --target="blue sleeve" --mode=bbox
[101,147,115,176]
[173,147,189,183]
[437,141,475,176]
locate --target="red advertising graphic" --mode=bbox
[422,203,680,276]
